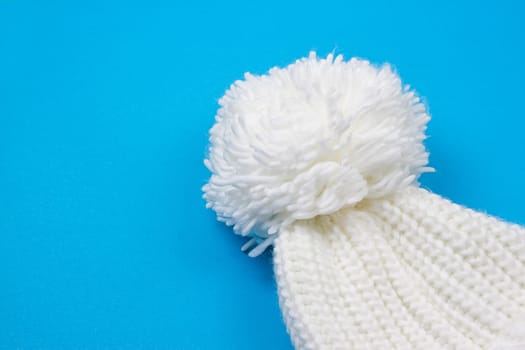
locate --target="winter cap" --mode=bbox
[203,52,525,349]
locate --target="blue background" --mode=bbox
[1,1,524,349]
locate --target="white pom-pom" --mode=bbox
[203,52,431,254]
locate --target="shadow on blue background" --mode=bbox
[1,1,524,349]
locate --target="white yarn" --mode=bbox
[202,53,525,349]
[203,52,431,254]
[274,187,525,350]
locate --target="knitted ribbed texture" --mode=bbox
[274,186,525,350]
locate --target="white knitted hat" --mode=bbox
[203,52,525,350]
